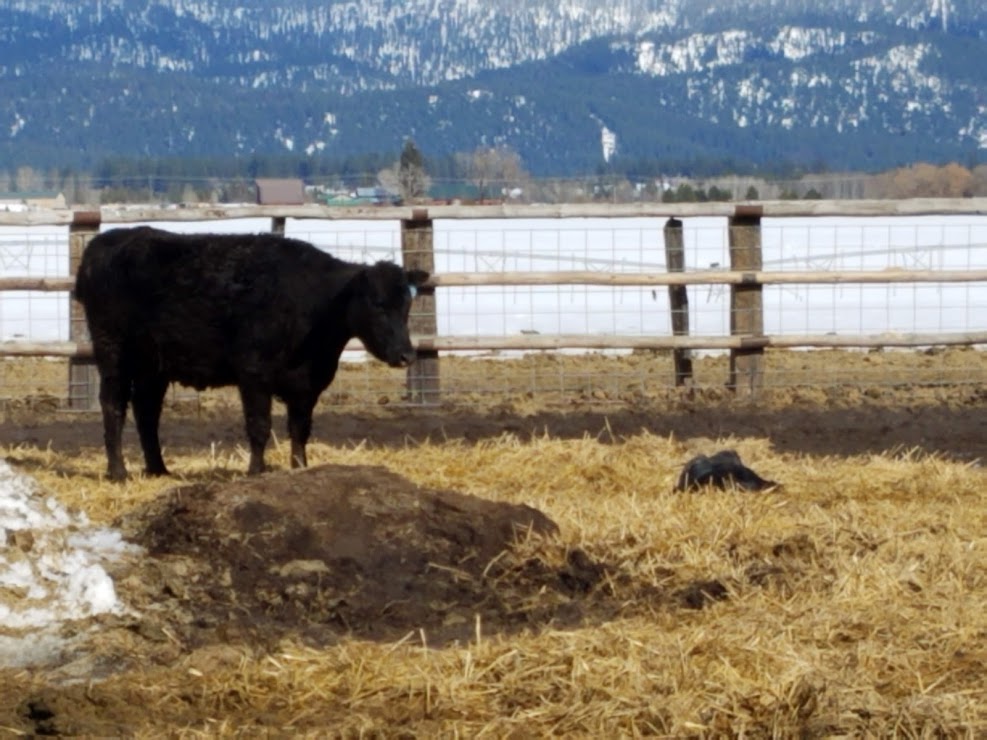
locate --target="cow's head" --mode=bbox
[349,262,430,367]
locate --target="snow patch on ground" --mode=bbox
[0,460,138,666]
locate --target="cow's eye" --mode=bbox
[374,293,399,310]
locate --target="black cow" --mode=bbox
[74,226,429,481]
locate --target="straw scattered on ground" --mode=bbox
[0,350,985,736]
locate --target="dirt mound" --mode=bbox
[0,462,735,735]
[115,464,587,648]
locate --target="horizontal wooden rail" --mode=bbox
[0,341,90,357]
[430,269,987,287]
[2,198,987,227]
[6,330,985,359]
[0,277,76,291]
[0,211,79,226]
[4,269,987,294]
[415,332,987,351]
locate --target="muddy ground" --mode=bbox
[3,347,987,463]
[5,373,987,464]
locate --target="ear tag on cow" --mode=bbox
[409,285,418,299]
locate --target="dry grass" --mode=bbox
[3,422,985,736]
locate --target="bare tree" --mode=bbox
[874,162,974,198]
[457,146,527,202]
[376,166,400,197]
[972,164,987,196]
[15,165,42,192]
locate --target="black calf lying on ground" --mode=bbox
[675,450,778,492]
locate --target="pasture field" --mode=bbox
[0,349,985,737]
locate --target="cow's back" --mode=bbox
[76,227,348,389]
[79,226,287,303]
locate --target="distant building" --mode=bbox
[354,186,400,205]
[324,186,400,207]
[255,178,305,205]
[0,190,68,210]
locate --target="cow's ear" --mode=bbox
[407,269,430,286]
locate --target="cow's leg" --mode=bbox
[98,373,131,482]
[238,383,273,475]
[132,374,170,476]
[286,396,317,468]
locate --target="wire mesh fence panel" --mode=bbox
[0,226,70,345]
[758,215,987,388]
[762,217,987,331]
[0,226,72,407]
[286,218,403,264]
[434,216,732,340]
[0,212,986,409]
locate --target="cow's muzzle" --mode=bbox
[391,350,416,368]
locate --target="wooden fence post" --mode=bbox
[401,209,439,404]
[68,211,101,409]
[728,205,765,396]
[663,217,693,386]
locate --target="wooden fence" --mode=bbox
[1,199,986,408]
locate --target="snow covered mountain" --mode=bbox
[1,0,984,174]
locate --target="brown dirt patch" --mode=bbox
[114,463,576,649]
[3,348,987,467]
